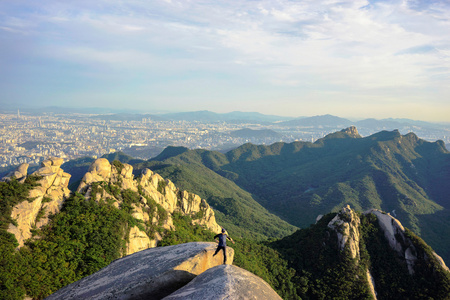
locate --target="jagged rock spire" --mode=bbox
[341,126,360,137]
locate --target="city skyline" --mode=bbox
[1,0,449,122]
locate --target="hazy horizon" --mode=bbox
[1,0,449,122]
[3,105,450,125]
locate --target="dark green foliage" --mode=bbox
[134,159,297,240]
[152,146,189,161]
[232,240,300,300]
[61,156,95,191]
[0,177,42,299]
[0,177,144,300]
[141,130,450,263]
[403,229,450,299]
[0,176,40,230]
[158,212,215,246]
[361,214,450,299]
[112,160,125,174]
[101,151,145,166]
[157,179,167,194]
[20,193,134,299]
[273,213,373,300]
[360,214,412,299]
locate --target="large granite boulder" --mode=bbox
[163,264,282,300]
[45,242,234,300]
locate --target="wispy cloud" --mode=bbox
[0,0,449,120]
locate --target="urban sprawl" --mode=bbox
[1,111,448,169]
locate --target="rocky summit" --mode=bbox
[45,242,237,300]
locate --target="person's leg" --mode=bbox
[213,246,221,257]
[222,246,227,264]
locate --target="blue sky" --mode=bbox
[0,0,449,121]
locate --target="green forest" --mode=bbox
[2,129,450,299]
[1,166,450,299]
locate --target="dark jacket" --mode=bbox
[214,233,233,247]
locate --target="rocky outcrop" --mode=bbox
[2,162,29,183]
[433,252,450,273]
[5,158,71,247]
[45,242,234,300]
[367,209,416,274]
[3,157,222,256]
[328,206,377,299]
[366,270,377,300]
[328,205,361,259]
[163,264,282,300]
[76,159,221,255]
[342,126,361,137]
[367,209,449,275]
[367,209,405,253]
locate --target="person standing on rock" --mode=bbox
[213,228,235,264]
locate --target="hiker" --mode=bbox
[213,228,235,264]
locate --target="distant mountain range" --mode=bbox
[89,111,449,134]
[280,114,352,127]
[4,106,448,130]
[90,110,292,123]
[229,128,281,139]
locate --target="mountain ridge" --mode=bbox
[145,127,450,263]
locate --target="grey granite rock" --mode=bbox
[45,242,234,300]
[162,264,282,300]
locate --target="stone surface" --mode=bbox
[433,252,450,272]
[126,226,153,255]
[1,163,29,181]
[367,209,405,253]
[6,158,71,248]
[328,205,361,259]
[366,270,377,300]
[366,209,449,275]
[367,209,418,274]
[76,159,222,255]
[163,264,282,300]
[342,126,361,137]
[45,242,234,300]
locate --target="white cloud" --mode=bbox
[0,0,449,120]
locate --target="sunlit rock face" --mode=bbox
[45,242,234,300]
[5,158,71,247]
[328,205,361,259]
[76,158,221,256]
[4,157,222,257]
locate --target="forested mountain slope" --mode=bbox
[146,127,450,262]
[1,155,449,299]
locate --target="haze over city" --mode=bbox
[1,0,449,122]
